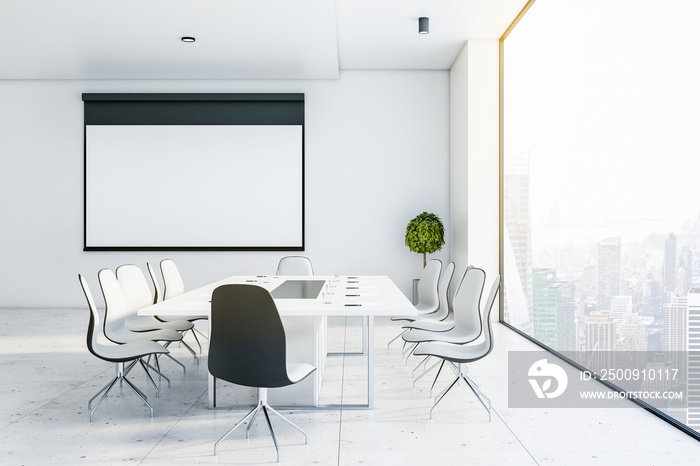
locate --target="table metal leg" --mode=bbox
[208,314,375,410]
[208,317,216,408]
[367,315,373,409]
[327,315,368,357]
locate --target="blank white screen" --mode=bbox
[86,125,303,248]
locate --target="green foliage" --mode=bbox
[405,212,445,267]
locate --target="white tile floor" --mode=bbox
[1,309,700,465]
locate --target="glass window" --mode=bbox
[502,0,700,436]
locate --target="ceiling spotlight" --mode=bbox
[418,17,429,34]
[181,36,196,43]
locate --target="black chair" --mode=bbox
[208,284,316,460]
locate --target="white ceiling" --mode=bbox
[0,0,529,80]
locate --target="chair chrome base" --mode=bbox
[88,360,154,422]
[214,388,308,462]
[430,364,491,421]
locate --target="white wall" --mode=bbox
[0,70,450,307]
[449,40,501,303]
[449,43,470,280]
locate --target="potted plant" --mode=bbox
[405,212,445,268]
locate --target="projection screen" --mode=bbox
[82,93,305,251]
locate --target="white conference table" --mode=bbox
[139,274,416,409]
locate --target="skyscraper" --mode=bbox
[585,311,617,372]
[532,268,576,351]
[678,246,693,295]
[686,288,700,430]
[504,149,533,334]
[616,312,647,352]
[665,233,678,300]
[610,295,632,324]
[598,237,621,312]
[665,296,688,353]
[663,295,687,393]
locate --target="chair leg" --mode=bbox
[139,359,160,396]
[430,376,460,419]
[122,376,154,418]
[194,327,208,340]
[387,328,408,349]
[153,353,161,372]
[429,359,447,395]
[461,373,492,421]
[123,359,139,375]
[88,362,153,422]
[88,375,120,421]
[125,376,150,402]
[246,406,262,438]
[429,365,492,421]
[264,403,309,443]
[412,355,431,377]
[403,342,418,363]
[163,353,187,373]
[413,358,442,389]
[214,403,262,455]
[214,389,309,460]
[144,361,171,387]
[188,328,203,353]
[179,339,199,364]
[262,406,280,463]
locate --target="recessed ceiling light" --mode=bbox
[181,37,196,43]
[418,17,429,34]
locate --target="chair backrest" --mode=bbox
[416,259,441,313]
[276,256,314,276]
[448,265,473,314]
[116,264,153,312]
[452,266,486,341]
[161,259,185,300]
[431,262,455,321]
[78,274,102,360]
[146,262,162,304]
[98,268,132,341]
[208,284,294,388]
[479,274,501,359]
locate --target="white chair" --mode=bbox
[403,266,484,345]
[99,268,187,374]
[276,256,314,275]
[160,259,185,300]
[399,261,455,361]
[405,264,470,334]
[387,259,442,348]
[116,264,198,362]
[146,263,164,304]
[413,261,455,323]
[403,266,485,389]
[79,274,169,421]
[157,259,208,346]
[413,274,500,420]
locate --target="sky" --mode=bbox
[503,0,700,246]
